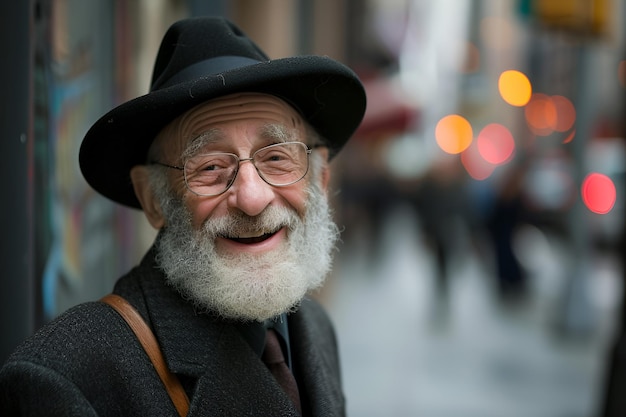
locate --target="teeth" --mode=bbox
[223,227,280,240]
[236,232,264,239]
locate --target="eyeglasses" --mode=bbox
[151,141,315,197]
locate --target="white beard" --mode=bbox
[154,184,339,322]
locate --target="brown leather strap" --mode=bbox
[100,294,190,416]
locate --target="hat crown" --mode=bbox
[150,17,269,91]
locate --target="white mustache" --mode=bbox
[202,206,299,239]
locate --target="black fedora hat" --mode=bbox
[79,16,366,209]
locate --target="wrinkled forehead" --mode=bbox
[152,93,306,158]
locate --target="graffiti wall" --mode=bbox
[36,0,145,320]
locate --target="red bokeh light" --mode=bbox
[581,173,616,214]
[476,123,515,165]
[461,143,495,180]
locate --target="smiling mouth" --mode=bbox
[219,228,281,244]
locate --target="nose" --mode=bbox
[227,160,274,216]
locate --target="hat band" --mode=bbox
[154,56,263,90]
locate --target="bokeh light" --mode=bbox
[581,172,616,214]
[461,143,495,180]
[525,93,557,135]
[499,70,532,107]
[562,129,576,144]
[524,93,576,137]
[551,95,576,132]
[435,114,473,154]
[476,123,515,165]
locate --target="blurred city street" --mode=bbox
[2,2,626,416]
[323,203,621,417]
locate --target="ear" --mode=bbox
[317,148,331,193]
[130,165,165,229]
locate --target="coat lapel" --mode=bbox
[132,262,300,415]
[189,328,300,416]
[289,298,345,417]
[117,249,342,416]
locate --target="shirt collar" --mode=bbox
[235,313,293,369]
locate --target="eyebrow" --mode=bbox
[259,124,297,144]
[181,123,301,160]
[182,129,224,159]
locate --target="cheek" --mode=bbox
[276,185,309,217]
[183,194,225,229]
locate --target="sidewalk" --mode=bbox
[323,204,620,417]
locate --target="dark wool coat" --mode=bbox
[0,248,345,416]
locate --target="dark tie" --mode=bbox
[262,329,302,413]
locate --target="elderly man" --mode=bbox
[0,17,365,416]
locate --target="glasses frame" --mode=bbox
[151,141,319,197]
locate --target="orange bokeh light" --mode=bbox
[562,129,576,144]
[499,70,532,107]
[477,123,515,165]
[581,173,616,214]
[551,95,576,132]
[525,93,557,135]
[524,93,576,137]
[435,114,473,154]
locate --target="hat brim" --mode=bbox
[79,55,366,209]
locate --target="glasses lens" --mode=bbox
[253,142,309,186]
[184,153,238,196]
